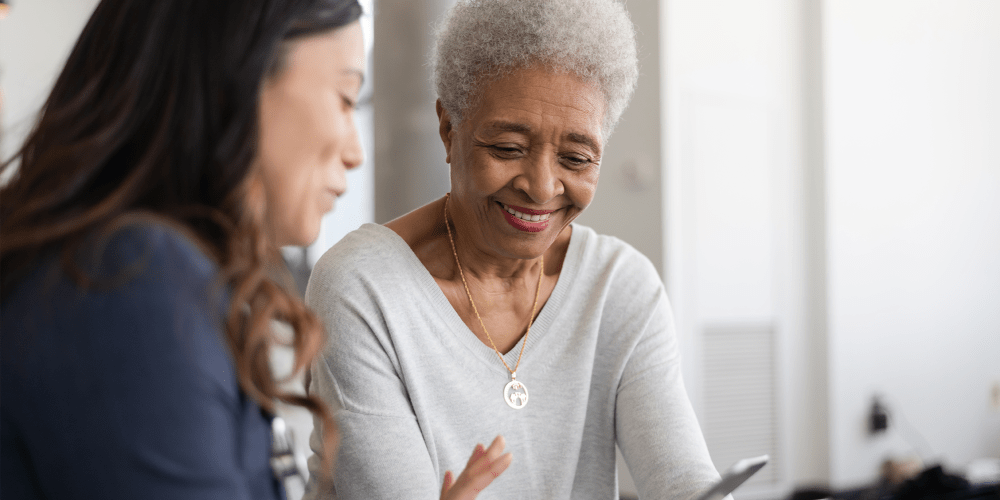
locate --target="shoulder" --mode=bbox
[562,224,668,328]
[305,223,427,317]
[309,223,413,286]
[567,226,675,356]
[383,197,446,249]
[70,222,228,321]
[571,224,661,290]
[3,221,221,311]
[2,220,235,401]
[104,222,225,312]
[38,220,224,329]
[99,221,218,281]
[2,221,228,360]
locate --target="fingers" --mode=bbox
[470,441,512,486]
[440,470,454,498]
[465,443,485,469]
[463,451,512,496]
[484,435,504,461]
[474,435,506,475]
[442,435,513,500]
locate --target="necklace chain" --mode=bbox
[443,193,543,377]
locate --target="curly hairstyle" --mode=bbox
[0,0,361,478]
[431,0,639,143]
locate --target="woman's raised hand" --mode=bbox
[439,435,513,500]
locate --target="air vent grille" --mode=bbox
[702,323,780,488]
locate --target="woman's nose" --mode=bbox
[512,153,564,204]
[342,119,364,170]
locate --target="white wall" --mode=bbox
[662,0,829,495]
[0,0,101,160]
[371,0,453,224]
[664,0,1000,494]
[823,0,1000,486]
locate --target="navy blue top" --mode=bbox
[1,224,283,500]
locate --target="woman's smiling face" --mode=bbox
[257,21,365,247]
[439,65,605,260]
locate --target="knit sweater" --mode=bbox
[303,223,721,499]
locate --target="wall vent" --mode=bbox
[701,323,780,488]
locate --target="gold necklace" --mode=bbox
[444,193,543,409]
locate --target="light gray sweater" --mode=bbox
[303,223,721,499]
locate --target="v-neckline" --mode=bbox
[371,223,586,375]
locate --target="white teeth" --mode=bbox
[504,204,550,223]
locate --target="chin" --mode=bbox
[299,229,321,247]
[493,232,557,259]
[280,224,321,248]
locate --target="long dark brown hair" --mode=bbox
[0,0,361,475]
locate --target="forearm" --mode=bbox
[614,291,721,500]
[617,367,721,500]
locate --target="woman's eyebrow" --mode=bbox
[566,132,600,152]
[481,122,599,152]
[483,121,532,135]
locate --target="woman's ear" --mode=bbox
[436,99,453,164]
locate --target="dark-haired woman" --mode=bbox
[0,1,506,498]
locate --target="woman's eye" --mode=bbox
[561,155,591,168]
[491,146,523,158]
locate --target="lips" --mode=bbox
[499,202,553,232]
[323,188,343,213]
[502,203,553,222]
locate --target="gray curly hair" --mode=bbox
[431,0,639,143]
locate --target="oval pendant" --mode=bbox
[504,379,529,409]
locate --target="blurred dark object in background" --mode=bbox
[787,465,999,500]
[882,457,925,486]
[893,466,996,500]
[789,486,835,500]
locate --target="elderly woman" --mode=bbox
[304,0,722,498]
